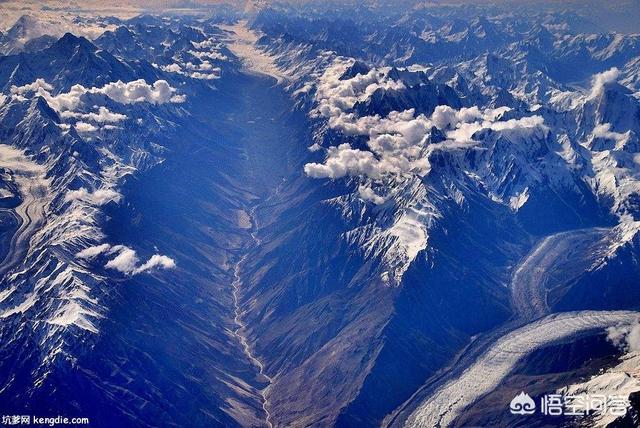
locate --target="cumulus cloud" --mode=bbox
[442,111,543,144]
[162,63,183,73]
[80,243,176,276]
[189,71,219,80]
[308,143,322,152]
[65,188,122,206]
[188,49,227,61]
[10,82,86,112]
[430,105,502,130]
[304,60,547,181]
[358,185,386,205]
[97,79,181,105]
[191,39,222,50]
[161,61,220,80]
[105,247,139,274]
[592,123,628,144]
[10,78,185,114]
[10,78,53,95]
[61,106,127,123]
[134,254,176,274]
[313,59,405,121]
[74,121,98,133]
[169,94,186,103]
[607,321,640,352]
[185,61,213,71]
[304,143,382,179]
[431,105,460,130]
[590,67,620,99]
[76,243,111,259]
[105,246,176,275]
[630,326,640,351]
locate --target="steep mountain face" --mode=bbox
[243,8,640,427]
[0,25,277,427]
[0,5,639,428]
[0,15,59,55]
[0,33,160,92]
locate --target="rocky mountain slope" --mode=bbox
[0,5,639,428]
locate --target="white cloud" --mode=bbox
[590,67,620,98]
[65,188,122,206]
[134,254,176,274]
[607,322,640,352]
[305,59,546,181]
[188,49,228,61]
[630,325,640,351]
[431,105,460,130]
[304,143,382,179]
[487,116,547,137]
[96,79,179,105]
[10,78,53,95]
[161,63,183,73]
[74,121,98,133]
[189,71,219,80]
[430,105,502,131]
[444,121,483,144]
[76,243,111,259]
[161,61,220,80]
[185,61,208,71]
[358,185,386,205]
[169,94,187,103]
[440,113,546,151]
[62,106,127,123]
[191,39,222,50]
[592,123,628,144]
[103,245,176,276]
[11,79,185,114]
[312,60,405,123]
[305,106,546,180]
[41,84,88,112]
[73,22,118,40]
[308,143,322,152]
[105,247,139,274]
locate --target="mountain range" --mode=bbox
[0,4,639,428]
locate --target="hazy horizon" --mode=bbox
[1,0,639,33]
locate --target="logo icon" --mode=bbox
[510,392,536,415]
